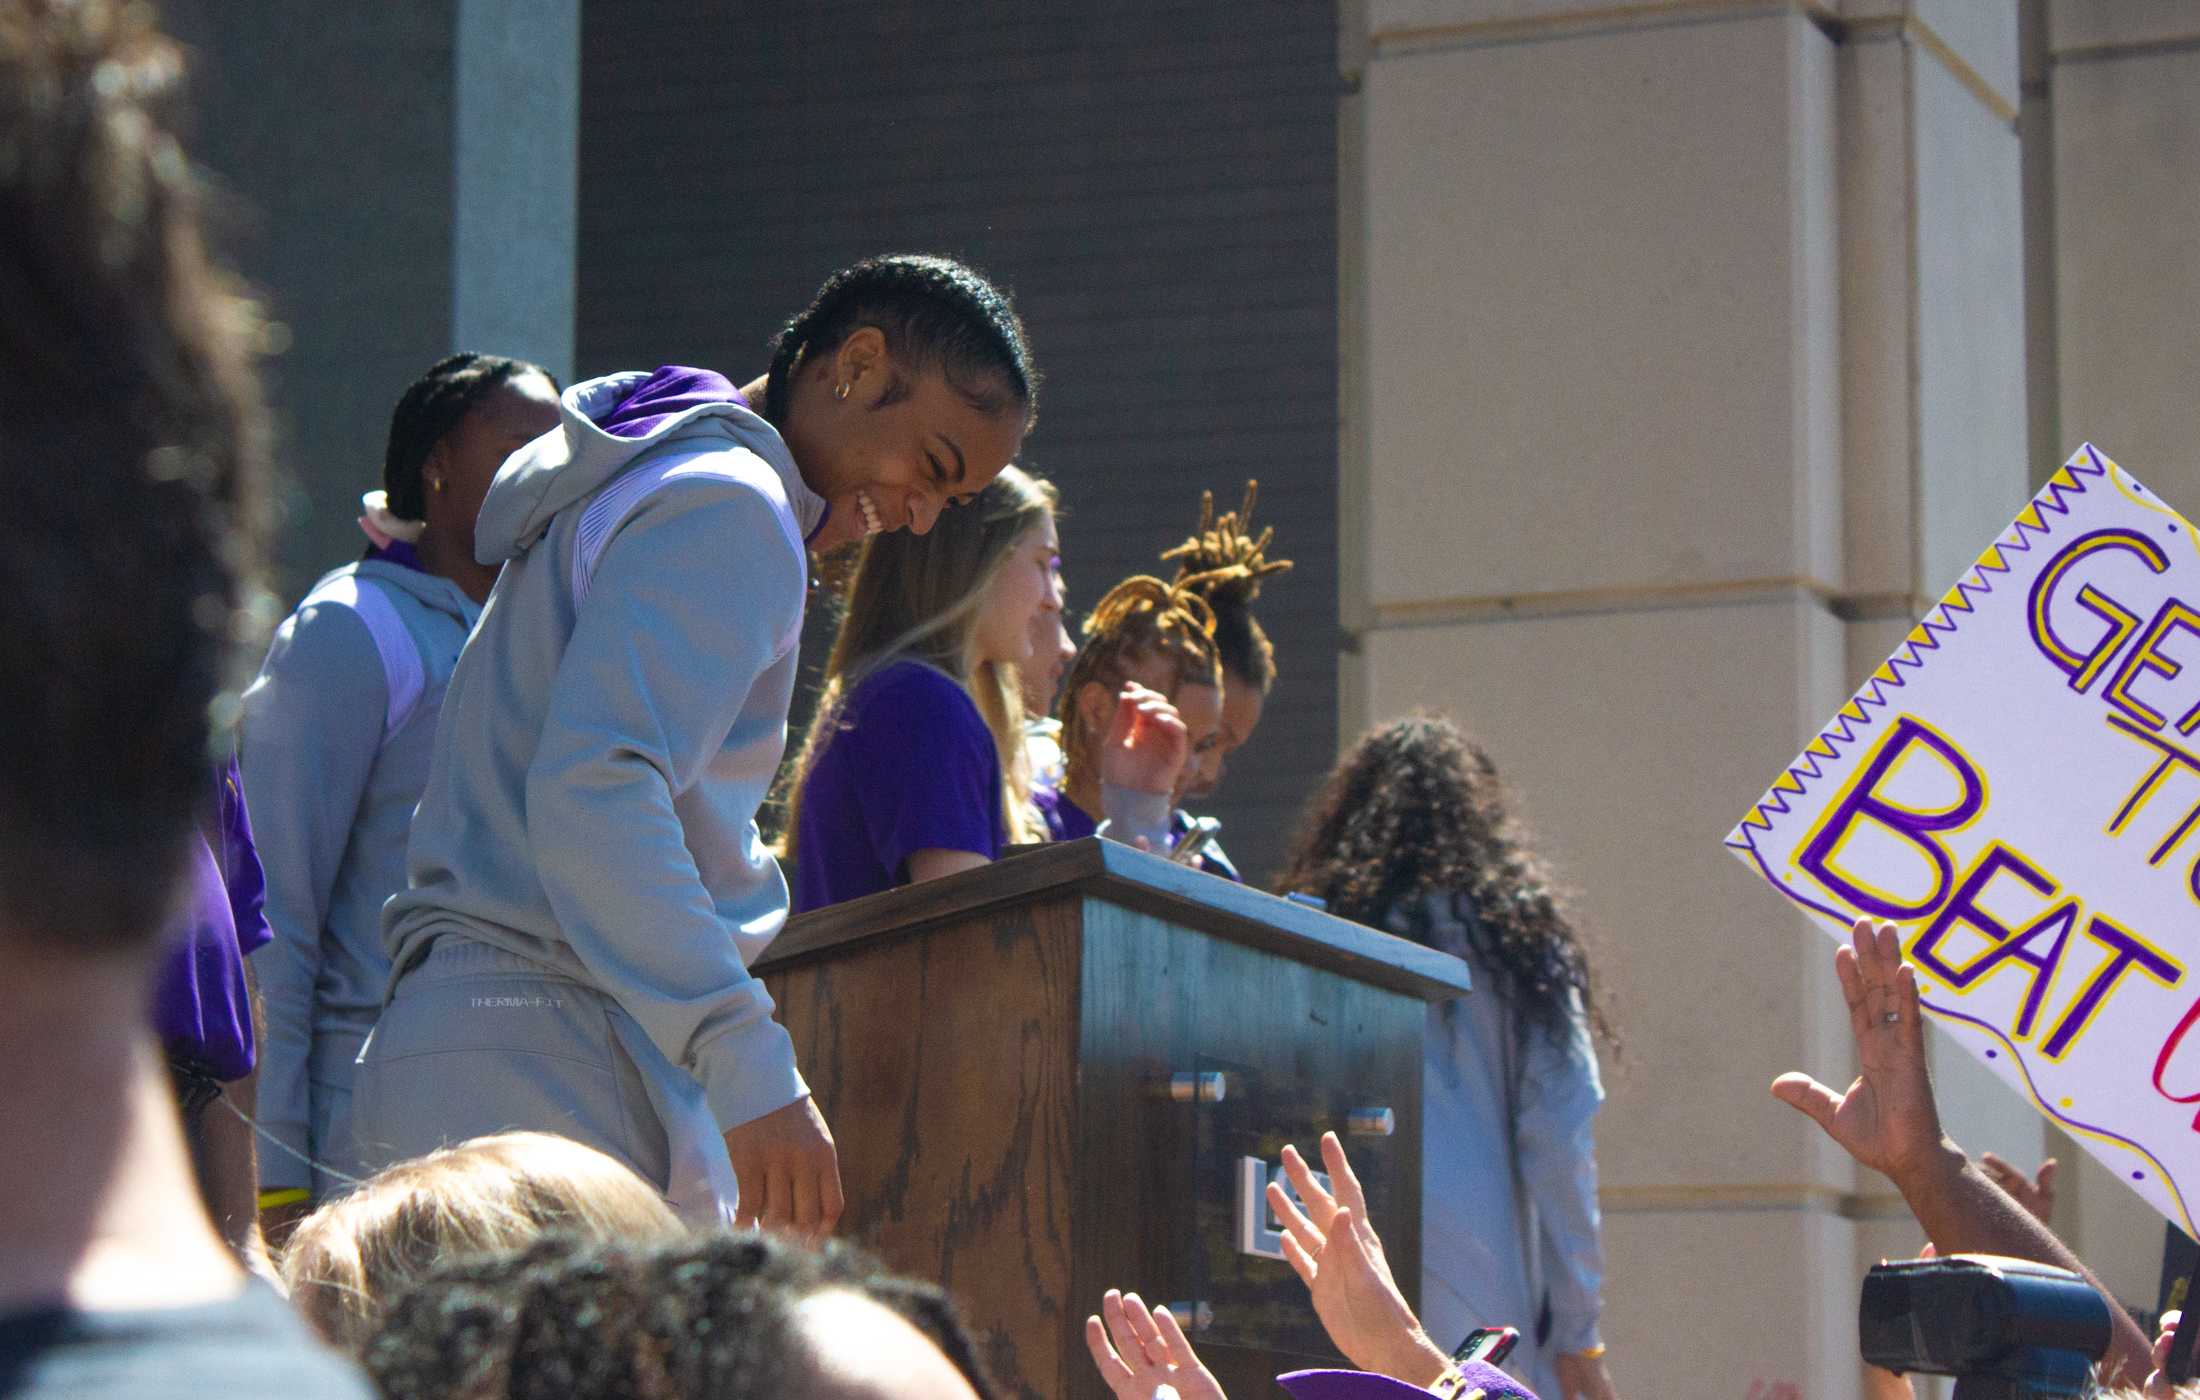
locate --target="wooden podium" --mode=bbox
[757,838,1471,1399]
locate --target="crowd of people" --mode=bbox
[0,3,2191,1398]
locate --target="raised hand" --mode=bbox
[1978,1153,2058,1225]
[1100,682,1188,797]
[1770,918,1947,1185]
[1267,1132,1447,1387]
[1084,1289,1227,1400]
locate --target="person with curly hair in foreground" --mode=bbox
[365,1232,997,1400]
[0,0,367,1392]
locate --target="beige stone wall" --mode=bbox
[2022,0,2200,1321]
[1336,0,2130,1393]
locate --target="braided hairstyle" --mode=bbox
[382,352,555,522]
[1161,480,1293,693]
[1057,576,1222,799]
[761,254,1038,429]
[365,1232,1002,1400]
[1276,713,1614,1049]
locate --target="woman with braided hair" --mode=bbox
[241,353,559,1238]
[1161,480,1294,801]
[352,255,1037,1236]
[1276,714,1620,1400]
[1041,574,1225,863]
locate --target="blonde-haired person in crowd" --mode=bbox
[281,1131,683,1353]
[1040,574,1223,864]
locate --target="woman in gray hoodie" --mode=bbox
[349,256,1038,1236]
[241,354,560,1238]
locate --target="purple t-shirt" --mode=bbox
[1033,784,1097,842]
[152,758,272,1081]
[1035,788,1243,881]
[793,660,1003,913]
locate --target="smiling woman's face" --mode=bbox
[974,512,1060,670]
[784,327,1027,554]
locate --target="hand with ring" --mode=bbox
[1770,917,1950,1186]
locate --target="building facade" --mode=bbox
[170,1,2200,1393]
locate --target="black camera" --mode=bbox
[1860,1255,2111,1400]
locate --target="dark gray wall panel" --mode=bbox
[165,1,459,598]
[578,1,1341,880]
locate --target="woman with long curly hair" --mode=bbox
[1276,713,1621,1400]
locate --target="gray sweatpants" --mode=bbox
[345,936,738,1224]
[303,1027,368,1200]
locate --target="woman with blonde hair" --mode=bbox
[791,467,1188,909]
[280,1131,683,1353]
[789,465,1059,910]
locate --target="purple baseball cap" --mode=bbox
[1276,1363,1539,1400]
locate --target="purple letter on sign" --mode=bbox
[1797,716,1985,919]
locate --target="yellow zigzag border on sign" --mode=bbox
[1724,447,2113,846]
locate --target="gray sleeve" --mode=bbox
[1517,993,1608,1354]
[525,479,809,1134]
[1096,783,1175,852]
[238,600,389,1192]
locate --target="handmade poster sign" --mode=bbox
[1728,445,2200,1234]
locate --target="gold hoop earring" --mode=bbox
[430,477,445,493]
[834,381,851,401]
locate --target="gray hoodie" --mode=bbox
[381,373,823,1134]
[241,552,481,1192]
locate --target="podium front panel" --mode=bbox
[760,844,1460,1400]
[1072,900,1423,1400]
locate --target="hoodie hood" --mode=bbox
[597,365,745,438]
[473,369,825,565]
[344,550,479,627]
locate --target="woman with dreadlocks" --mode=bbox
[241,353,560,1238]
[1276,714,1622,1400]
[1161,480,1293,801]
[1041,574,1225,865]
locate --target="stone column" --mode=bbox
[2034,0,2200,1310]
[1344,2,2035,1391]
[166,0,578,596]
[454,0,578,382]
